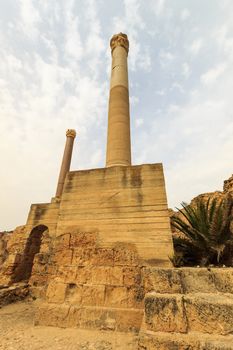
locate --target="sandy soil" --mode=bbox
[0,301,138,350]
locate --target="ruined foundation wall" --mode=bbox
[57,164,173,266]
[35,231,145,332]
[0,225,54,289]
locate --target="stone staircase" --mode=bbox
[139,267,233,349]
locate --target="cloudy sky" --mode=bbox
[1,0,233,230]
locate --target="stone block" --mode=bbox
[82,284,105,306]
[127,286,144,308]
[138,332,198,350]
[212,269,233,294]
[105,286,128,307]
[53,249,73,265]
[29,273,48,287]
[144,292,188,333]
[76,266,91,284]
[181,268,217,293]
[35,303,81,328]
[46,280,67,303]
[138,331,233,350]
[46,264,58,276]
[91,266,123,285]
[123,267,142,286]
[113,308,144,332]
[31,261,47,274]
[184,293,233,335]
[72,247,95,266]
[114,246,139,266]
[69,232,98,248]
[109,266,124,285]
[91,266,110,285]
[143,268,183,294]
[57,265,77,284]
[65,283,83,305]
[90,248,114,266]
[54,233,71,252]
[78,306,143,332]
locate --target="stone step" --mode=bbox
[143,267,233,295]
[35,302,144,333]
[138,330,233,350]
[144,292,233,336]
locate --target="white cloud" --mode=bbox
[182,62,191,78]
[181,8,190,21]
[113,0,150,72]
[201,63,226,85]
[19,0,41,38]
[138,47,151,72]
[215,24,233,59]
[189,38,203,55]
[152,0,166,16]
[156,89,166,96]
[159,50,175,69]
[64,3,84,62]
[170,82,184,93]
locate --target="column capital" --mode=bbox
[66,129,76,138]
[110,33,129,54]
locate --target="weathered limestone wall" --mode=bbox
[35,231,145,332]
[56,164,173,265]
[0,226,27,284]
[0,225,53,288]
[0,231,12,266]
[1,163,173,293]
[26,202,60,233]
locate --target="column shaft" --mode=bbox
[55,129,76,197]
[106,33,131,167]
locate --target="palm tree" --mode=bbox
[171,195,233,266]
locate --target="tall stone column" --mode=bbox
[106,33,131,167]
[55,129,76,197]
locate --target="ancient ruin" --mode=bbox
[1,34,233,350]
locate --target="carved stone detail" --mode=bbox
[66,129,76,138]
[110,33,129,54]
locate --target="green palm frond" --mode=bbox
[171,195,233,266]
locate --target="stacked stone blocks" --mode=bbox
[139,267,233,349]
[35,231,145,332]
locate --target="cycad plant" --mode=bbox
[171,195,233,267]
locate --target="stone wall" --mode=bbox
[0,225,52,287]
[25,164,173,266]
[26,201,60,234]
[34,231,145,332]
[0,231,12,266]
[56,164,173,265]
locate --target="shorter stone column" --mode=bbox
[55,129,76,197]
